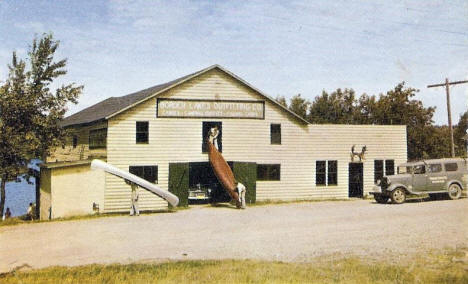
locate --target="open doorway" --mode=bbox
[349,163,363,198]
[188,162,231,204]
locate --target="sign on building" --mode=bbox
[157,99,265,119]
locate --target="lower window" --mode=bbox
[129,165,158,184]
[316,160,338,186]
[375,159,394,183]
[257,164,280,181]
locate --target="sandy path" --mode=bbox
[1,199,467,272]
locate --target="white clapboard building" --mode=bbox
[39,65,407,219]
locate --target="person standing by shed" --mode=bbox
[27,203,35,220]
[2,207,11,220]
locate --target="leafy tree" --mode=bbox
[288,94,310,120]
[421,126,451,159]
[367,83,435,160]
[308,88,358,124]
[0,34,82,217]
[454,110,468,157]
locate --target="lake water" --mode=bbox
[1,160,40,217]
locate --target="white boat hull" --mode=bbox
[91,159,179,207]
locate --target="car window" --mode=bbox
[445,163,458,172]
[398,166,411,174]
[428,164,442,173]
[413,165,425,174]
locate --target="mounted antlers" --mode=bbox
[351,145,367,162]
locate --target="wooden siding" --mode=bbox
[104,69,407,212]
[49,164,105,219]
[47,122,108,163]
[39,168,51,220]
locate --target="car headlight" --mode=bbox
[376,179,381,186]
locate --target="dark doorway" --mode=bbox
[349,163,363,198]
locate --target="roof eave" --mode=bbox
[61,118,107,128]
[105,65,219,120]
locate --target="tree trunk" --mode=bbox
[0,174,7,219]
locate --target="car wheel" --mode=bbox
[391,188,406,204]
[447,183,462,200]
[374,195,389,204]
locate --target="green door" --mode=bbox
[169,163,189,207]
[233,162,257,204]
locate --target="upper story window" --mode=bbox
[89,128,107,149]
[129,165,158,184]
[136,121,149,144]
[202,121,222,153]
[316,160,338,186]
[257,164,281,181]
[270,124,281,144]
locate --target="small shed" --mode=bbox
[40,160,105,219]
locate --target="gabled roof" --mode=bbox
[61,65,309,127]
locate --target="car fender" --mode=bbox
[388,183,409,193]
[445,180,464,191]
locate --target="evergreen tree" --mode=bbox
[275,95,288,108]
[0,34,82,217]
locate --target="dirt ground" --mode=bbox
[1,198,467,273]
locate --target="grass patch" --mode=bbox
[3,249,466,283]
[0,207,185,228]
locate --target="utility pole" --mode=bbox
[427,79,468,157]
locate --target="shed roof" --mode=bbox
[61,65,309,127]
[40,159,93,169]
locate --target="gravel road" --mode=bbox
[1,198,467,272]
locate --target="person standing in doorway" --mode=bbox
[209,126,220,150]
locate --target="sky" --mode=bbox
[0,0,467,125]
